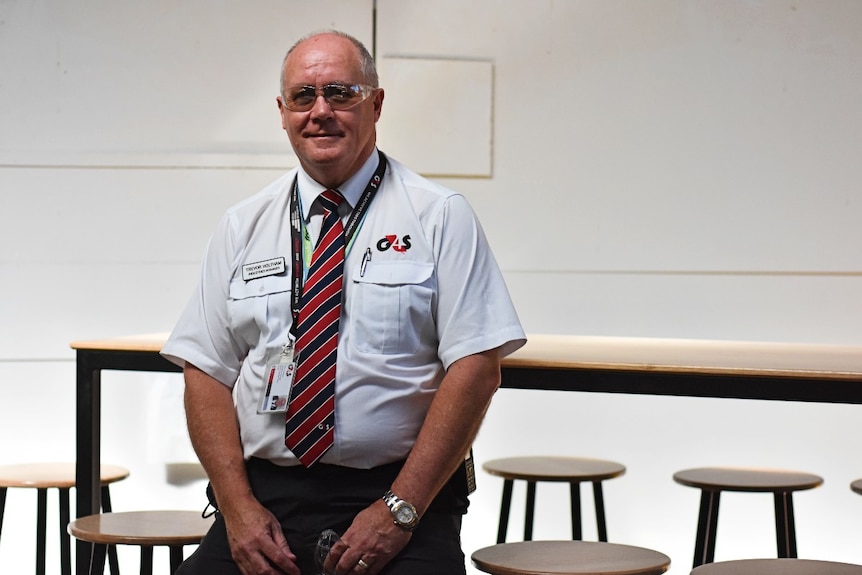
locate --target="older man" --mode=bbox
[163,30,525,575]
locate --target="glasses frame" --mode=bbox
[281,82,378,112]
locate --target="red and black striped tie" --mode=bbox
[285,189,345,467]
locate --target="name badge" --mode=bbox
[242,257,286,281]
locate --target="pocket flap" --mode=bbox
[229,275,292,300]
[353,260,433,286]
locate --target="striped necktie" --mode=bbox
[285,189,345,467]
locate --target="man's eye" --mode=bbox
[325,85,355,101]
[291,88,316,104]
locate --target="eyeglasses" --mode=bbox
[281,83,377,112]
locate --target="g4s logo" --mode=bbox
[376,234,412,253]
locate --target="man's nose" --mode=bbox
[309,94,334,117]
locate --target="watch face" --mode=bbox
[395,505,415,523]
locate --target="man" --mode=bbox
[162,30,525,575]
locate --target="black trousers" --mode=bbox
[177,458,469,575]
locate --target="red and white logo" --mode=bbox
[376,234,412,253]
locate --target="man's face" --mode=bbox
[278,34,383,189]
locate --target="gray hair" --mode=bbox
[280,30,379,98]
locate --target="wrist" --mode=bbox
[382,489,420,532]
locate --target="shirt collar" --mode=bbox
[296,148,380,220]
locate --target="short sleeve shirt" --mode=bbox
[162,151,526,467]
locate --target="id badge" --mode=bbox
[258,342,296,414]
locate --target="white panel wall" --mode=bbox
[0,1,373,572]
[375,2,862,572]
[1,1,861,573]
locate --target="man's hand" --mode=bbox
[222,499,300,575]
[323,500,411,575]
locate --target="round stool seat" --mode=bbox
[69,510,214,575]
[673,467,823,492]
[673,466,823,568]
[0,463,129,488]
[0,462,130,575]
[691,558,862,574]
[472,541,670,575]
[483,456,626,543]
[68,510,213,546]
[851,479,862,495]
[484,457,625,483]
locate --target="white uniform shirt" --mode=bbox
[162,151,526,467]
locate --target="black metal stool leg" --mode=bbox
[0,487,6,541]
[37,487,48,575]
[496,479,513,543]
[693,489,721,568]
[90,543,108,575]
[140,546,154,575]
[59,488,72,575]
[786,493,798,557]
[100,486,121,575]
[774,491,797,558]
[592,480,608,542]
[169,545,184,574]
[524,481,536,541]
[569,482,582,540]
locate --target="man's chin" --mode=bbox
[302,143,344,164]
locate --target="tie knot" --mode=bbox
[319,189,344,212]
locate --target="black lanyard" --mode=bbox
[288,149,387,339]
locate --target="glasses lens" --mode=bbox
[284,84,372,112]
[285,86,317,111]
[322,84,363,110]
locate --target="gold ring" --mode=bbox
[357,558,370,570]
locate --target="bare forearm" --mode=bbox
[183,364,255,514]
[183,364,299,574]
[391,347,502,515]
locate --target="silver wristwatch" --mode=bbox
[382,490,419,532]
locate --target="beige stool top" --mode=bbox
[472,541,670,575]
[483,457,626,482]
[851,479,862,495]
[673,467,823,493]
[0,463,129,488]
[691,558,862,574]
[68,510,214,546]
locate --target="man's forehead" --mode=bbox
[285,37,359,82]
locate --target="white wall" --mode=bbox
[1,1,861,573]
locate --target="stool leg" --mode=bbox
[140,546,154,575]
[169,545,184,574]
[0,487,6,540]
[774,492,797,558]
[569,482,582,540]
[90,543,108,575]
[496,479,514,543]
[592,480,608,542]
[37,488,48,575]
[59,488,72,575]
[693,489,721,568]
[100,486,121,575]
[524,481,536,541]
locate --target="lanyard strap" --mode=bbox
[288,149,387,338]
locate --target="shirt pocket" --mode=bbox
[228,275,292,355]
[350,260,435,355]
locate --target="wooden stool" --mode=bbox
[851,479,862,495]
[673,467,823,568]
[483,456,625,543]
[68,510,214,575]
[0,462,129,575]
[472,540,670,575]
[691,558,862,574]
